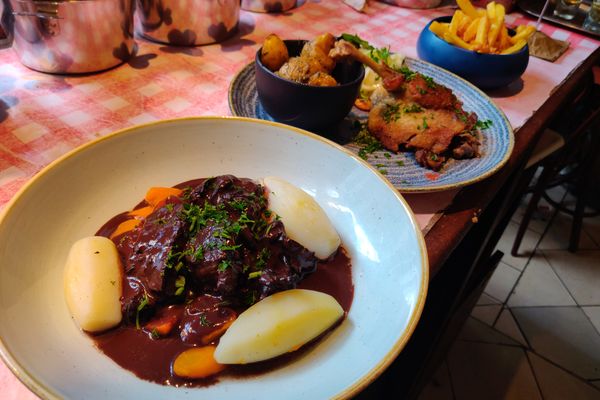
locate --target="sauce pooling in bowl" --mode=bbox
[88,175,353,386]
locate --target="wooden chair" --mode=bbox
[512,68,600,255]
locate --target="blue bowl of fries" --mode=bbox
[417,15,530,90]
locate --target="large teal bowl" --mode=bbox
[417,16,529,90]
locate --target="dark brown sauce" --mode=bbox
[91,177,354,387]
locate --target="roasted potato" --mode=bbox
[261,34,289,72]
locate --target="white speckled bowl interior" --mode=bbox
[0,117,428,400]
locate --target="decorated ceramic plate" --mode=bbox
[229,59,514,193]
[0,117,427,399]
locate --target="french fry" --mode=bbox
[456,0,480,19]
[509,25,535,44]
[429,21,449,37]
[457,13,471,35]
[443,31,475,51]
[486,1,496,20]
[501,39,527,54]
[495,3,505,20]
[499,26,510,50]
[463,17,480,42]
[449,10,464,35]
[475,16,489,47]
[429,0,535,55]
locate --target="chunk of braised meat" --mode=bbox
[115,174,322,328]
[452,133,481,159]
[118,198,187,322]
[248,220,318,299]
[415,149,446,171]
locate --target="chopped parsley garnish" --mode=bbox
[475,119,493,130]
[378,168,388,175]
[174,275,185,296]
[384,152,391,159]
[136,294,149,329]
[354,121,384,160]
[248,271,263,279]
[229,199,248,211]
[151,328,160,339]
[217,260,231,272]
[255,248,271,270]
[341,33,373,50]
[193,245,204,261]
[403,104,423,113]
[417,87,428,95]
[166,248,193,270]
[399,66,417,81]
[340,33,393,67]
[375,163,386,168]
[199,313,210,327]
[182,202,228,234]
[423,75,437,89]
[244,291,257,306]
[382,103,401,123]
[219,243,242,251]
[422,117,429,130]
[165,203,174,212]
[237,212,254,226]
[396,160,405,167]
[430,153,439,161]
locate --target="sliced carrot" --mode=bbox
[354,98,372,111]
[144,187,183,208]
[172,346,226,379]
[109,219,141,239]
[128,206,154,219]
[145,315,178,337]
[201,316,236,345]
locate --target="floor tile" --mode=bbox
[507,254,575,307]
[471,304,503,326]
[528,352,600,400]
[582,307,600,335]
[513,307,600,380]
[484,262,521,303]
[458,316,520,346]
[447,341,542,400]
[511,193,556,235]
[545,250,600,305]
[477,293,501,306]
[494,309,528,347]
[417,360,454,400]
[538,212,598,251]
[495,221,542,271]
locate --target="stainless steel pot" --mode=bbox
[135,0,240,46]
[241,0,296,12]
[1,0,135,74]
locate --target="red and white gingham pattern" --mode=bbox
[0,2,598,395]
[0,0,598,211]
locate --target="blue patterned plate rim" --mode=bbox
[228,59,514,193]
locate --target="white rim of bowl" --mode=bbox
[0,116,429,400]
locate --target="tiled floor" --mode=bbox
[418,185,600,400]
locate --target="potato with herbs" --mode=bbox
[275,33,339,87]
[261,34,289,72]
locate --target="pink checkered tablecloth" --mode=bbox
[0,0,598,398]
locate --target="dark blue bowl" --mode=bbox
[255,40,365,131]
[417,16,529,90]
